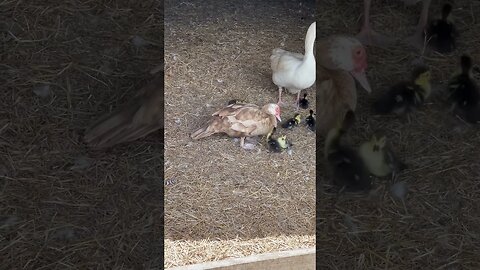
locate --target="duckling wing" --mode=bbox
[83,73,163,148]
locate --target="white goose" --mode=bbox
[271,21,316,110]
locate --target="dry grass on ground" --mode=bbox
[164,0,316,267]
[317,1,480,269]
[1,1,163,268]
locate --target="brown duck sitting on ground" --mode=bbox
[190,102,282,150]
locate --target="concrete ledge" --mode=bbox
[167,247,315,270]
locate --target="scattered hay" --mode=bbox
[164,235,315,268]
[164,0,316,267]
[1,0,163,268]
[317,0,480,269]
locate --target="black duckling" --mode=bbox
[325,110,372,192]
[299,93,309,109]
[266,127,292,153]
[426,3,458,54]
[447,55,480,123]
[358,133,407,177]
[373,66,431,116]
[305,109,315,131]
[282,113,301,129]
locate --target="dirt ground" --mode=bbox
[164,0,316,267]
[1,1,163,269]
[317,0,480,269]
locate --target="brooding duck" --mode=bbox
[426,3,457,54]
[325,110,372,192]
[373,66,431,116]
[317,35,372,136]
[271,21,316,110]
[190,102,282,150]
[447,55,480,123]
[84,71,164,148]
[359,133,407,177]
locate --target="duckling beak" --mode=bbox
[350,69,372,93]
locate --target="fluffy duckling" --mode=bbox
[373,66,431,115]
[191,103,282,150]
[305,109,315,131]
[447,55,480,123]
[325,110,372,192]
[426,3,457,54]
[359,133,407,177]
[299,93,309,109]
[266,127,292,153]
[271,22,316,109]
[282,113,301,129]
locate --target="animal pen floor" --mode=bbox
[317,0,480,269]
[164,0,316,268]
[1,1,163,269]
[2,0,480,269]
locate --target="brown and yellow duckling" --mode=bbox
[282,113,301,129]
[373,66,431,116]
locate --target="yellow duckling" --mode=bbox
[359,134,407,177]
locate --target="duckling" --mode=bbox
[282,113,301,129]
[373,66,431,116]
[305,109,315,131]
[359,133,407,177]
[426,3,457,54]
[299,93,309,109]
[266,127,292,153]
[325,110,372,192]
[447,55,480,123]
